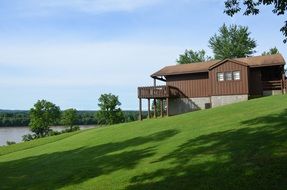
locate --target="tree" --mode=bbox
[61,108,78,130]
[209,24,256,59]
[176,49,211,64]
[29,100,60,137]
[96,93,125,125]
[262,47,280,55]
[224,0,287,43]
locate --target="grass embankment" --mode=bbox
[0,95,287,190]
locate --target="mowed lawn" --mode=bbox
[1,95,287,190]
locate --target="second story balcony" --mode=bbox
[138,85,182,99]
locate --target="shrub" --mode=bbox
[6,141,16,145]
[22,134,36,142]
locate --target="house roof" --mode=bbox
[151,54,285,77]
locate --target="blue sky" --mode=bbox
[0,0,286,110]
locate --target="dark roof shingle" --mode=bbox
[151,54,285,77]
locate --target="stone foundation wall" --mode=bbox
[263,90,282,96]
[169,97,211,116]
[169,95,250,116]
[211,94,248,107]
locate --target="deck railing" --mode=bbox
[262,80,285,90]
[138,85,182,99]
[138,85,169,98]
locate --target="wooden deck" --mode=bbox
[138,85,181,99]
[262,80,287,91]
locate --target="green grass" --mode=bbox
[1,95,287,190]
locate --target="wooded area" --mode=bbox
[0,110,145,127]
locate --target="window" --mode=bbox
[225,72,232,81]
[217,72,224,81]
[233,71,241,80]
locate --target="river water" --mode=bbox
[0,125,96,146]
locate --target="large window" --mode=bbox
[217,71,241,81]
[233,71,241,80]
[217,72,224,81]
[225,72,232,81]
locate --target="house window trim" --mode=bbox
[217,72,224,82]
[233,71,241,81]
[225,72,233,81]
[217,71,242,82]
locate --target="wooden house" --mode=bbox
[138,54,286,119]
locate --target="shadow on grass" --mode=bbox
[127,109,287,190]
[0,129,179,190]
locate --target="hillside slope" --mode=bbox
[0,95,287,190]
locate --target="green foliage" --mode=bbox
[176,49,211,64]
[61,108,78,130]
[0,110,142,127]
[62,125,80,133]
[22,134,35,142]
[96,93,125,125]
[6,141,16,146]
[76,111,97,125]
[209,24,257,59]
[224,0,287,43]
[262,47,280,55]
[29,100,61,137]
[0,112,29,127]
[1,95,287,189]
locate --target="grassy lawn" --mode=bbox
[0,95,287,190]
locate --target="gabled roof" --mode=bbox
[151,60,219,77]
[209,59,248,70]
[151,54,285,77]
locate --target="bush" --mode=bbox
[6,141,16,145]
[22,134,36,142]
[47,130,62,136]
[62,125,80,133]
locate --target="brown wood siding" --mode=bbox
[210,61,248,96]
[249,68,262,96]
[166,73,210,98]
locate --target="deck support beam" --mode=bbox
[147,99,150,119]
[160,99,163,117]
[282,66,286,94]
[166,97,169,117]
[154,99,157,118]
[139,98,142,120]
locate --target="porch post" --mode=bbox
[139,98,142,120]
[154,99,157,118]
[160,99,164,117]
[147,98,150,119]
[153,78,157,118]
[282,66,286,94]
[166,97,169,117]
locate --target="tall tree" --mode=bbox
[29,100,60,137]
[209,24,256,59]
[224,0,287,43]
[176,49,211,64]
[96,93,124,125]
[262,47,280,55]
[61,108,78,130]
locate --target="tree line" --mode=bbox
[0,110,142,127]
[0,111,96,127]
[0,94,144,128]
[15,93,147,142]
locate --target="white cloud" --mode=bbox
[0,42,183,87]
